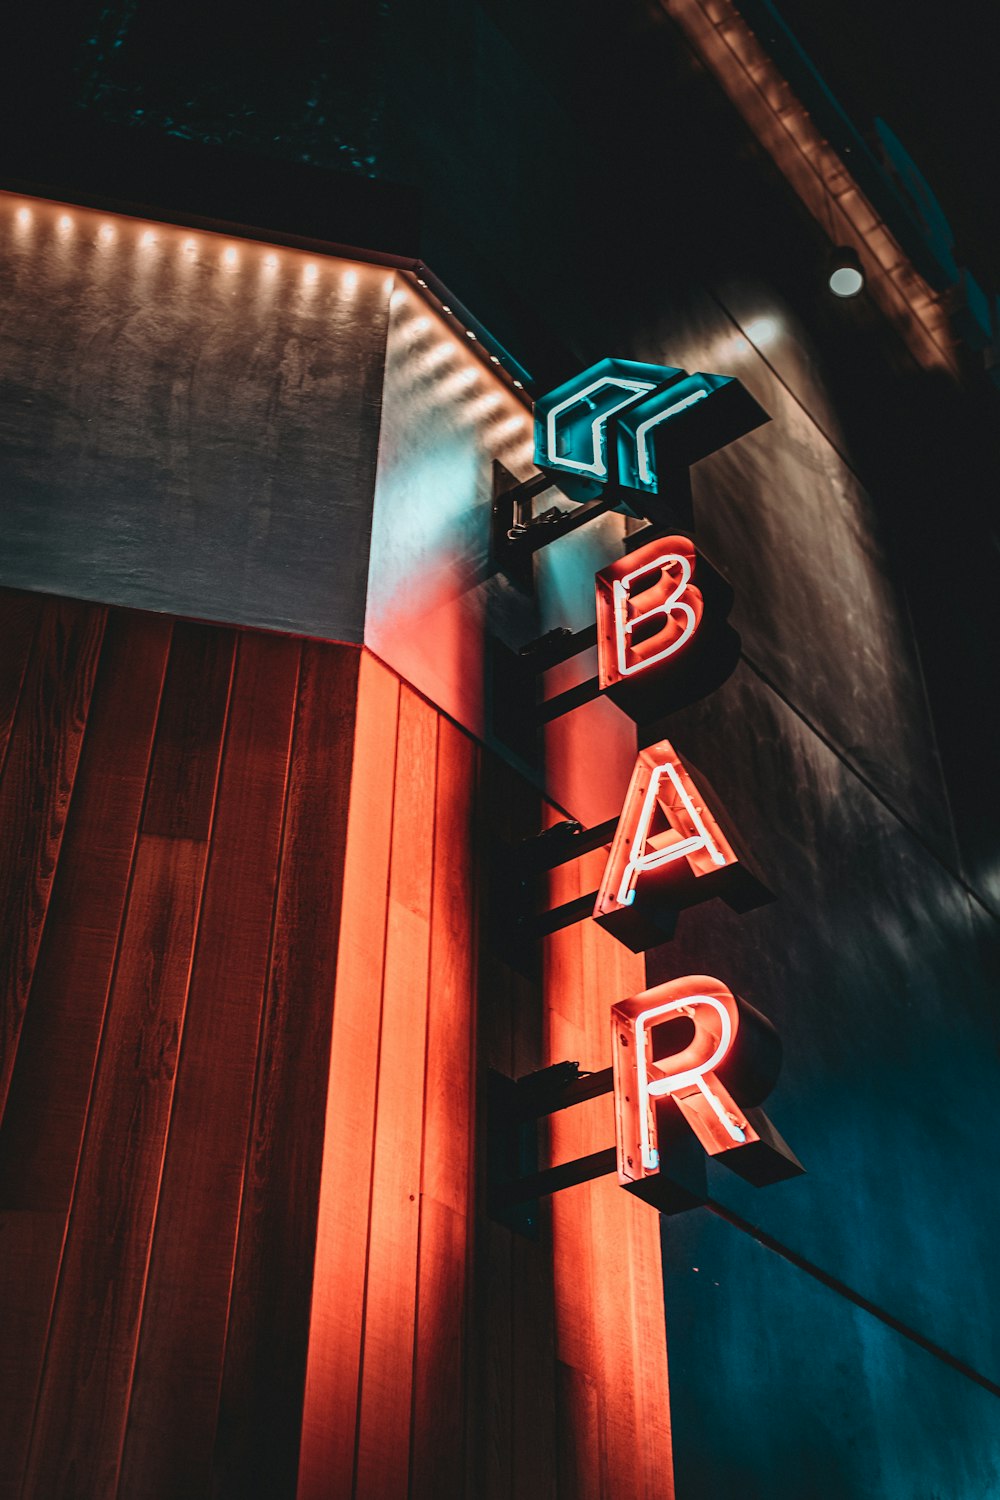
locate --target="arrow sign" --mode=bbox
[533,356,770,508]
[616,372,770,496]
[533,357,686,503]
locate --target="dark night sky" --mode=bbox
[1,0,998,287]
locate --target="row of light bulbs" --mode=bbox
[413,275,524,387]
[9,199,529,389]
[13,204,361,290]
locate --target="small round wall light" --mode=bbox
[827,245,865,298]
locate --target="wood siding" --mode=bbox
[299,652,672,1499]
[0,589,671,1499]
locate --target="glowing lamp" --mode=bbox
[827,245,865,298]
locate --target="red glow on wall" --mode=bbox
[596,535,704,693]
[594,738,738,950]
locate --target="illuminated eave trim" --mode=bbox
[0,182,534,404]
[659,0,957,375]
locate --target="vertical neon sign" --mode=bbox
[521,354,800,1210]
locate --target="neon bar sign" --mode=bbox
[529,355,801,1211]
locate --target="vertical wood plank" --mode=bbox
[0,589,42,779]
[468,751,525,1500]
[510,799,559,1500]
[544,836,599,1373]
[610,929,674,1500]
[579,886,641,1498]
[142,621,240,840]
[592,1171,642,1499]
[354,684,439,1499]
[0,608,172,1500]
[0,1213,62,1500]
[0,611,173,1205]
[410,1197,470,1499]
[511,1211,559,1500]
[21,835,215,1499]
[418,718,477,1219]
[474,1178,513,1498]
[19,621,235,1500]
[591,890,672,1498]
[118,632,302,1500]
[212,641,360,1500]
[297,650,400,1500]
[555,1362,601,1500]
[624,1190,674,1499]
[410,719,477,1499]
[543,834,604,1497]
[0,597,106,1118]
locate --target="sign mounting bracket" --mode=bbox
[487,1062,616,1237]
[490,461,617,591]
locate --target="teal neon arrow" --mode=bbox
[533,357,769,506]
[533,357,686,503]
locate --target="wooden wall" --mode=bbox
[0,588,672,1499]
[299,653,671,1499]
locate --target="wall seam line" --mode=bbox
[706,1201,1000,1400]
